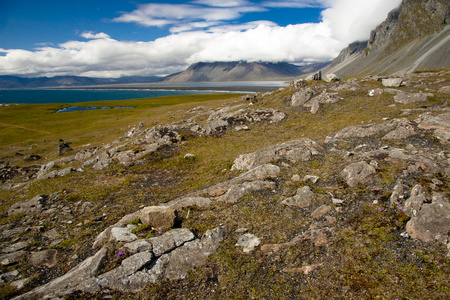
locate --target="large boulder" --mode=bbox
[291,88,315,107]
[394,92,433,104]
[140,206,178,229]
[232,139,321,171]
[416,112,450,143]
[217,180,276,203]
[8,195,47,216]
[341,162,376,188]
[406,193,450,244]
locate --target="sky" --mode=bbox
[0,0,402,78]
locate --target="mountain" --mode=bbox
[0,75,163,89]
[323,0,450,77]
[164,61,327,82]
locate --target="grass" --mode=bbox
[1,70,449,299]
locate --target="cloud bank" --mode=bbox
[0,0,402,78]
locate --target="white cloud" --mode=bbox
[262,0,330,8]
[0,0,403,78]
[113,3,264,31]
[80,32,111,39]
[192,0,253,7]
[321,0,402,43]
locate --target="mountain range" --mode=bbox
[1,0,449,89]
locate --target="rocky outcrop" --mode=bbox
[232,139,321,170]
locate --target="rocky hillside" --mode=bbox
[164,61,326,82]
[1,68,449,299]
[323,0,450,77]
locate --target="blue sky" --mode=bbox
[0,0,402,78]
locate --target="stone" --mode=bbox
[416,112,450,143]
[163,196,212,210]
[2,241,30,254]
[303,175,319,183]
[282,186,315,208]
[324,73,339,82]
[0,250,27,266]
[282,264,323,275]
[306,70,322,81]
[14,247,108,300]
[218,180,276,203]
[123,240,153,254]
[0,270,19,281]
[232,139,321,171]
[8,194,47,216]
[311,205,332,219]
[394,92,432,104]
[404,185,426,217]
[140,206,178,229]
[291,88,315,107]
[10,278,31,290]
[149,228,195,257]
[29,249,58,268]
[121,252,154,276]
[236,233,261,253]
[382,78,403,87]
[406,193,450,244]
[110,227,137,243]
[341,162,376,187]
[58,142,73,154]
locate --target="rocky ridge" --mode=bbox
[0,70,449,299]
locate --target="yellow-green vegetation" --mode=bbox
[1,70,449,299]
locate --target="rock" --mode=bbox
[10,278,31,290]
[29,249,58,268]
[163,196,212,210]
[323,73,339,82]
[291,174,301,182]
[2,241,30,254]
[303,175,319,183]
[333,122,395,139]
[43,228,61,240]
[149,228,196,257]
[162,226,226,280]
[8,194,47,216]
[140,206,178,229]
[110,227,137,243]
[235,125,249,131]
[438,86,450,93]
[382,78,403,87]
[183,153,196,159]
[58,142,73,154]
[121,252,154,276]
[236,233,261,253]
[416,112,450,143]
[311,205,332,219]
[406,193,450,244]
[24,154,42,161]
[0,250,27,266]
[306,70,322,81]
[14,247,108,300]
[75,147,98,161]
[218,180,276,203]
[394,92,432,104]
[282,186,315,208]
[123,240,153,254]
[0,270,19,281]
[291,88,315,107]
[403,185,426,217]
[341,162,376,187]
[282,263,323,275]
[232,139,321,171]
[382,119,417,139]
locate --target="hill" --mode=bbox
[0,75,163,89]
[164,61,327,82]
[323,0,450,77]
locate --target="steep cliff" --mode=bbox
[323,0,450,77]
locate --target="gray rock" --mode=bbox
[306,70,322,81]
[140,206,178,229]
[29,249,58,268]
[334,122,395,139]
[323,73,339,82]
[406,193,450,244]
[0,250,27,266]
[282,186,315,208]
[0,270,19,281]
[438,86,450,93]
[14,247,108,300]
[341,162,376,187]
[303,175,320,183]
[123,239,153,254]
[416,112,450,143]
[404,185,427,217]
[8,194,47,216]
[163,196,212,210]
[10,278,30,290]
[149,228,195,257]
[311,205,332,219]
[291,88,315,107]
[236,233,261,253]
[2,241,30,254]
[110,227,137,243]
[394,92,432,104]
[121,252,154,276]
[232,139,321,171]
[218,180,276,203]
[382,78,403,87]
